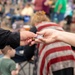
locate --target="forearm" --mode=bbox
[0,28,20,49]
[57,5,62,12]
[57,31,75,46]
[7,32,20,48]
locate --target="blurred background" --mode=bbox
[0,0,75,75]
[0,0,74,32]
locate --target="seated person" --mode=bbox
[21,2,34,17]
[11,2,24,24]
[5,0,14,18]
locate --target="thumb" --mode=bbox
[37,30,45,35]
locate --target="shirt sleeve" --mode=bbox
[9,62,16,72]
[6,32,20,49]
[0,28,20,49]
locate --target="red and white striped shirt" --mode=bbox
[36,22,75,75]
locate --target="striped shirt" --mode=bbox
[36,22,75,75]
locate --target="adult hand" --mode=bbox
[30,29,61,45]
[37,29,61,43]
[20,31,37,46]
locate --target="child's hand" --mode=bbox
[16,63,20,71]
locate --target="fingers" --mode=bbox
[20,29,56,46]
[29,39,38,46]
[30,41,36,46]
[28,31,37,38]
[37,38,47,43]
[37,30,45,35]
[35,39,44,43]
[23,31,37,38]
[30,38,46,46]
[29,38,42,46]
[20,41,29,46]
[20,39,32,46]
[37,29,53,35]
[20,31,37,41]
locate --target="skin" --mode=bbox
[57,5,62,14]
[31,29,75,47]
[20,31,37,46]
[3,49,20,75]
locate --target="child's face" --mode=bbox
[8,49,16,57]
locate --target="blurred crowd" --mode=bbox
[0,0,75,75]
[0,0,75,57]
[0,0,74,32]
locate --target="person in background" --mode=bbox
[64,1,73,26]
[21,2,34,23]
[54,0,67,27]
[0,46,20,75]
[32,0,50,17]
[0,0,5,19]
[32,0,44,11]
[42,0,50,17]
[49,0,56,21]
[72,0,75,9]
[69,20,75,50]
[23,0,27,3]
[11,3,23,25]
[5,0,13,16]
[21,2,34,17]
[30,11,75,75]
[12,0,17,5]
[69,21,75,33]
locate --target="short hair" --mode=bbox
[31,11,50,26]
[1,46,13,55]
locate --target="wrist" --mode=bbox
[16,70,19,74]
[55,31,63,41]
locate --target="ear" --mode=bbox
[8,50,11,53]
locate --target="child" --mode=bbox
[31,11,75,75]
[0,46,20,75]
[0,50,4,58]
